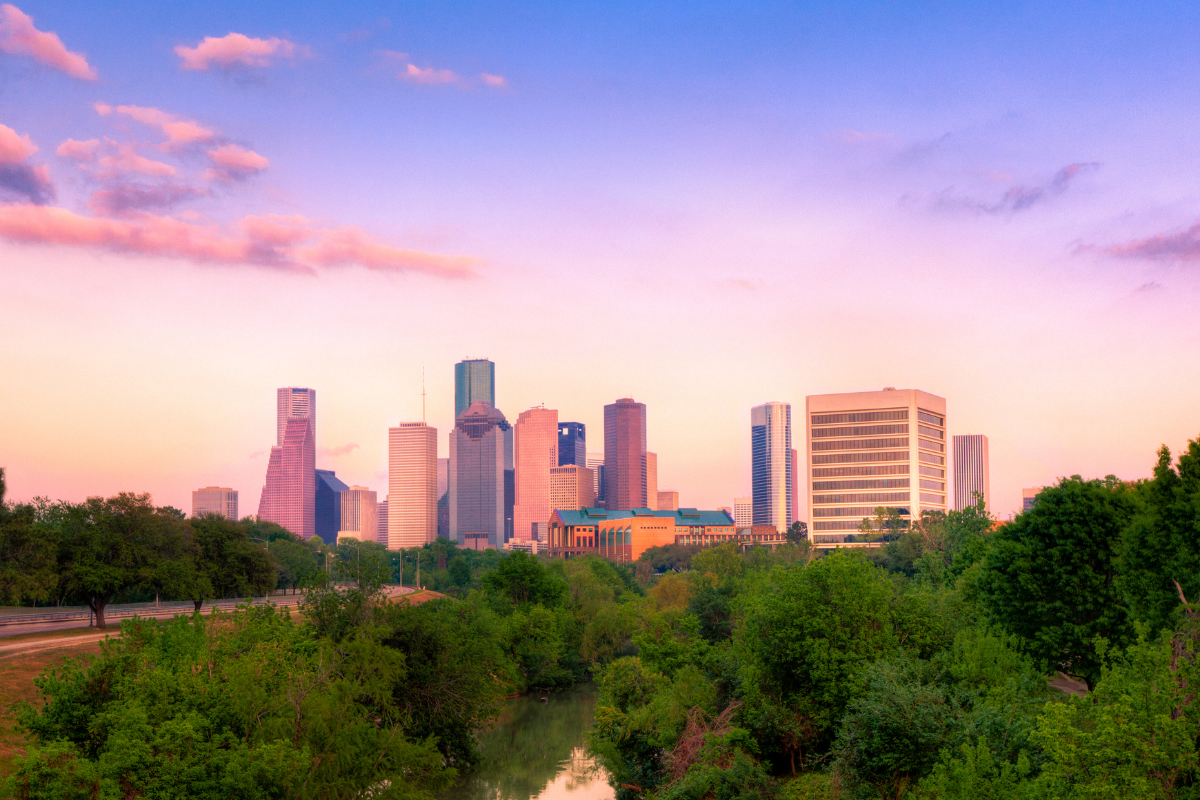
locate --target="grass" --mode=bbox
[0,637,103,779]
[389,589,447,606]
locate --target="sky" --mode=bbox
[2,0,1199,518]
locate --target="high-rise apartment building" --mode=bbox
[192,487,238,520]
[377,500,389,544]
[258,415,316,539]
[587,452,605,502]
[388,422,438,550]
[733,497,753,528]
[315,469,348,544]
[449,402,514,549]
[338,486,378,543]
[790,448,799,524]
[752,402,794,533]
[952,434,990,512]
[604,398,647,511]
[277,387,316,446]
[454,359,496,418]
[513,407,559,542]
[550,465,596,515]
[646,451,658,510]
[558,422,586,467]
[657,491,679,511]
[806,388,947,545]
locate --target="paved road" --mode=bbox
[0,585,415,639]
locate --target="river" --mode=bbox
[441,684,615,800]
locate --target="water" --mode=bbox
[441,684,615,800]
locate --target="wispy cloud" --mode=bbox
[95,103,216,151]
[934,162,1099,214]
[401,62,460,85]
[832,129,896,145]
[722,277,764,291]
[1089,220,1200,263]
[379,51,506,88]
[205,143,269,182]
[480,73,507,88]
[95,141,177,179]
[339,17,390,43]
[175,32,310,71]
[55,138,100,162]
[0,123,53,204]
[319,443,360,457]
[0,3,97,80]
[87,183,209,216]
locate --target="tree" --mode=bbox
[0,497,57,605]
[50,493,191,628]
[482,550,568,609]
[857,506,908,542]
[270,534,324,594]
[187,514,276,610]
[978,476,1136,688]
[785,520,808,546]
[1121,439,1200,634]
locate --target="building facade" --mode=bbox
[548,507,737,562]
[388,422,438,550]
[550,465,596,514]
[587,452,605,503]
[646,451,658,510]
[657,490,679,511]
[276,387,316,447]
[338,486,378,543]
[513,407,559,543]
[377,500,389,544]
[952,434,990,512]
[258,415,316,539]
[733,496,753,528]
[790,448,799,524]
[454,359,495,418]
[806,388,948,546]
[192,487,238,520]
[558,422,586,467]
[751,402,794,533]
[1022,486,1043,512]
[315,469,348,544]
[603,398,647,511]
[449,402,513,549]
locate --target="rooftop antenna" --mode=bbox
[421,367,426,422]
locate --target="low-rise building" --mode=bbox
[548,507,737,562]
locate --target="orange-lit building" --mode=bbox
[547,507,737,562]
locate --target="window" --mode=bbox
[917,425,943,440]
[811,424,908,438]
[814,451,910,465]
[811,478,910,490]
[918,410,944,426]
[918,438,945,453]
[812,437,909,452]
[814,505,909,517]
[811,410,907,425]
[919,479,945,491]
[812,464,910,478]
[918,466,945,478]
[813,492,910,504]
[918,452,945,465]
[919,493,945,504]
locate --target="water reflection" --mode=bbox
[441,684,614,800]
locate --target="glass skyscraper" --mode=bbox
[314,469,348,544]
[454,359,496,418]
[558,422,586,467]
[603,398,647,511]
[751,402,793,533]
[449,402,513,549]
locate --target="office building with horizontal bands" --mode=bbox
[192,487,238,520]
[315,469,348,545]
[277,387,316,447]
[752,402,794,533]
[450,402,514,549]
[513,407,558,543]
[377,500,388,545]
[558,422,586,467]
[547,507,736,562]
[389,422,438,550]
[550,465,596,515]
[258,416,315,539]
[604,398,648,511]
[337,486,377,543]
[733,497,752,529]
[454,359,495,418]
[953,434,990,512]
[806,388,947,546]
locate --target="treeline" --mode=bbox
[588,437,1200,799]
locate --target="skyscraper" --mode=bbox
[258,415,315,539]
[752,402,794,533]
[377,500,389,544]
[389,422,438,549]
[952,434,990,512]
[558,422,586,467]
[449,402,513,549]
[790,448,799,524]
[733,497,753,528]
[513,407,559,542]
[587,452,605,502]
[454,359,496,418]
[806,388,947,546]
[646,451,658,510]
[550,465,596,515]
[315,469,348,544]
[338,486,378,543]
[277,387,316,446]
[192,487,238,520]
[604,398,647,511]
[657,491,679,511]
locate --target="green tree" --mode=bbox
[785,521,809,546]
[978,476,1136,688]
[270,535,324,594]
[0,495,57,605]
[50,493,191,628]
[482,550,568,610]
[186,514,276,610]
[1121,439,1200,634]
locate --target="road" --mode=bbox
[0,585,415,639]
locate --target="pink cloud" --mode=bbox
[1092,221,1200,263]
[0,3,97,80]
[480,73,507,88]
[55,138,100,162]
[0,123,53,204]
[0,204,480,279]
[400,63,460,85]
[96,142,177,179]
[96,103,216,149]
[175,33,309,71]
[88,183,209,216]
[205,143,268,182]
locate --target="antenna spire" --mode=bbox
[421,367,426,422]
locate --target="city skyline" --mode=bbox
[4,3,1200,519]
